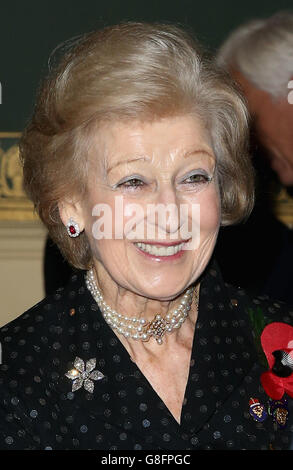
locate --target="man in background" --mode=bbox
[214,11,293,304]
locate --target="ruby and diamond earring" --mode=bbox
[66,217,81,237]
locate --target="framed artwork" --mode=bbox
[0,132,37,221]
[272,187,293,229]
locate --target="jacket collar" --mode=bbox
[55,256,259,439]
[178,256,258,432]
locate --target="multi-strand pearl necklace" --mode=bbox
[85,267,198,344]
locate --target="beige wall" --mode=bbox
[0,220,47,327]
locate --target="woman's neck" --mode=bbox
[92,260,198,324]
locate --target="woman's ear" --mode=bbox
[58,198,85,232]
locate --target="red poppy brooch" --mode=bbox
[249,322,293,428]
[260,322,293,401]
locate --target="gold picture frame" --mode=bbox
[0,132,37,221]
[272,187,293,229]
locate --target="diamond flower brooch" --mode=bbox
[65,357,105,393]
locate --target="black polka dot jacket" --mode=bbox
[0,258,292,450]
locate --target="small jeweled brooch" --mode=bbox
[65,356,105,393]
[268,397,289,429]
[249,398,268,422]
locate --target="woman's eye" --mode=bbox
[118,178,145,189]
[182,173,211,185]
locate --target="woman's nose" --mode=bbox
[155,181,178,206]
[147,183,182,236]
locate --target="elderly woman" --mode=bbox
[0,22,292,451]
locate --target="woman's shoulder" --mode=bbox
[224,281,293,326]
[205,258,293,326]
[0,270,86,367]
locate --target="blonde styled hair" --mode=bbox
[20,22,254,270]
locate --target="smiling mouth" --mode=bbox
[133,240,188,257]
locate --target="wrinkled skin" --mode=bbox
[59,115,221,321]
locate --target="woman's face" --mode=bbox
[80,114,221,300]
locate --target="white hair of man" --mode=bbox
[216,11,293,99]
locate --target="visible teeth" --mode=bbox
[135,242,185,256]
